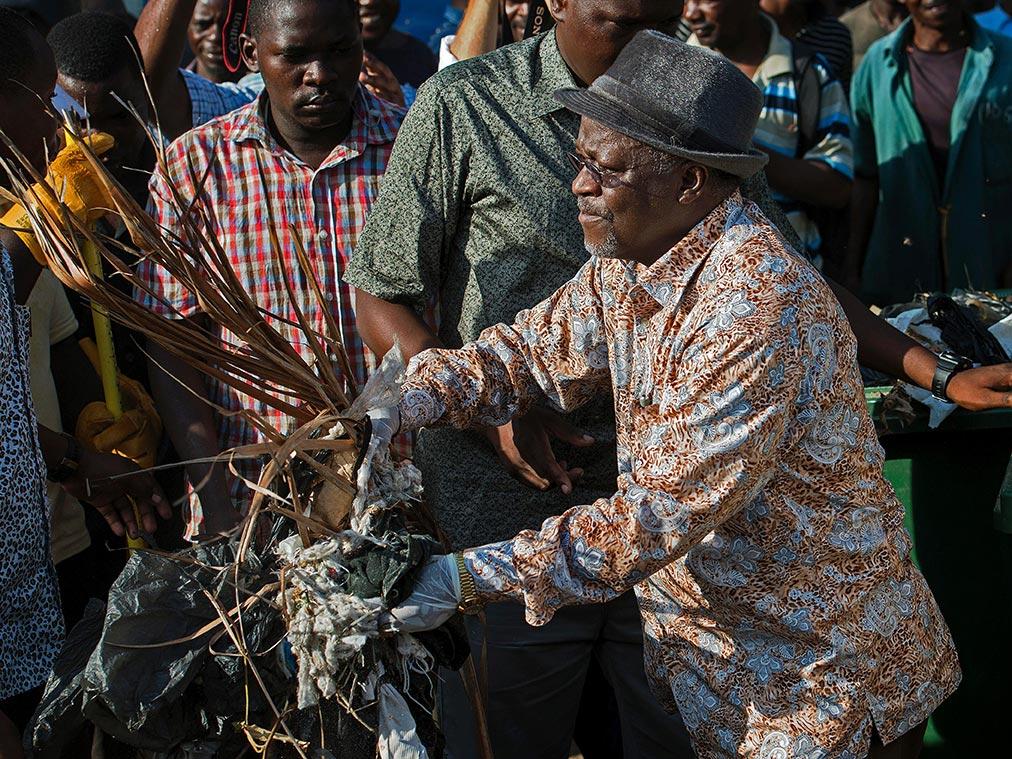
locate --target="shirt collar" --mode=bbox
[754,13,793,83]
[625,191,745,306]
[884,16,992,66]
[529,29,581,118]
[222,84,402,164]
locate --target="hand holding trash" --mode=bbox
[0,132,117,265]
[62,447,170,539]
[356,405,401,497]
[381,554,461,633]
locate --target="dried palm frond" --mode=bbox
[0,118,355,437]
[2,114,494,759]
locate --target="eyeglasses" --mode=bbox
[565,151,629,189]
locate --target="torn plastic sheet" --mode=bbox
[70,526,287,752]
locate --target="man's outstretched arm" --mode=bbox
[396,278,802,627]
[830,278,1012,410]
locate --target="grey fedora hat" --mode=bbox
[555,30,768,179]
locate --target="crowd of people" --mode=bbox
[1,1,1012,758]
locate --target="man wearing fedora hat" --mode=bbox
[347,0,1006,755]
[370,31,960,759]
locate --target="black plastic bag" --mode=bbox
[26,599,106,757]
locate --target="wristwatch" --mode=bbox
[931,351,974,402]
[49,433,82,483]
[454,553,484,615]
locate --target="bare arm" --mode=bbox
[762,151,852,209]
[829,278,934,385]
[147,321,239,534]
[843,175,878,289]
[134,0,196,140]
[449,0,501,62]
[830,278,1012,409]
[354,288,442,361]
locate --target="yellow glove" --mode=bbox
[75,338,163,469]
[0,132,117,266]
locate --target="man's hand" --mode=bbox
[382,554,460,634]
[360,52,405,107]
[946,364,1012,411]
[481,408,594,495]
[62,448,170,539]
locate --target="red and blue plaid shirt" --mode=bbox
[136,85,404,537]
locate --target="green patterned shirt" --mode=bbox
[347,30,796,549]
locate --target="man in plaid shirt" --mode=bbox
[136,0,403,539]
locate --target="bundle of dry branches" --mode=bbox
[0,118,359,443]
[0,118,490,759]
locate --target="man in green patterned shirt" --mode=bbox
[346,1,1012,755]
[346,6,695,755]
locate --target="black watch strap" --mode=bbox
[931,351,973,402]
[49,433,82,483]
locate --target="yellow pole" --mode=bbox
[80,239,146,549]
[61,129,146,547]
[80,239,122,417]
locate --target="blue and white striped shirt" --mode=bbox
[750,17,853,253]
[691,16,853,254]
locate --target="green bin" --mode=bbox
[867,388,1012,757]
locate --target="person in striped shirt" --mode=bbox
[135,0,404,540]
[760,0,855,88]
[685,0,853,261]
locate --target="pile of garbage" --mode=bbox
[27,362,469,759]
[2,117,474,758]
[871,289,1012,428]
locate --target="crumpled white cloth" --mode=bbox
[377,682,428,759]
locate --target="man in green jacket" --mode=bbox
[846,0,1012,306]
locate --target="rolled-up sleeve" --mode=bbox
[345,80,466,316]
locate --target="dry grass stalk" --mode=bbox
[0,119,356,432]
[0,115,493,759]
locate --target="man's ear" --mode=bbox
[548,0,567,23]
[678,164,708,204]
[240,34,259,73]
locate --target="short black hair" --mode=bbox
[0,7,43,91]
[47,11,142,83]
[246,0,358,37]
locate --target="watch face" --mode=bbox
[946,352,973,371]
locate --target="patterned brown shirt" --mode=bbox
[399,193,960,758]
[346,29,801,550]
